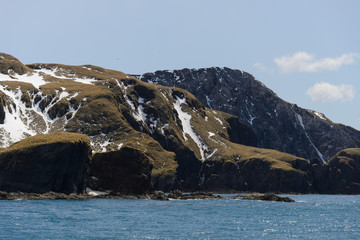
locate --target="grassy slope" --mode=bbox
[0,132,90,154]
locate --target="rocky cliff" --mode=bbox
[89,147,154,194]
[0,132,91,194]
[139,67,360,163]
[313,148,360,194]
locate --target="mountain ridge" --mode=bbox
[139,67,360,163]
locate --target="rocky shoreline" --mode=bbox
[0,190,297,202]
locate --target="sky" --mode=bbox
[1,0,360,129]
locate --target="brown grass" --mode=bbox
[0,132,90,154]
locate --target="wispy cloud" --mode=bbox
[253,63,274,74]
[275,52,359,73]
[306,82,355,103]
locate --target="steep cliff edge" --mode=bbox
[139,67,360,163]
[0,132,91,194]
[313,148,360,194]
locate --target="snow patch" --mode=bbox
[0,84,83,147]
[0,89,36,145]
[73,77,96,85]
[214,116,223,125]
[34,68,96,85]
[274,109,278,117]
[314,111,326,120]
[207,148,218,159]
[82,66,92,71]
[0,71,48,89]
[132,98,147,124]
[173,96,208,160]
[148,117,159,134]
[296,114,305,129]
[160,124,169,136]
[296,113,325,163]
[205,95,212,109]
[35,68,70,80]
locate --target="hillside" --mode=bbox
[139,67,360,163]
[0,53,315,192]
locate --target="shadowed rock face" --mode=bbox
[139,67,360,163]
[199,155,312,193]
[89,147,153,194]
[0,132,91,194]
[313,148,360,194]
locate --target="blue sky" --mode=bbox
[1,0,360,129]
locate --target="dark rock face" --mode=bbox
[237,193,295,202]
[200,156,312,193]
[313,148,360,194]
[89,147,154,194]
[0,132,92,194]
[139,67,360,162]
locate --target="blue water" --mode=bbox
[0,195,359,239]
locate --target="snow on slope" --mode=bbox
[34,68,97,85]
[296,113,325,163]
[173,96,209,161]
[0,69,87,147]
[0,71,48,88]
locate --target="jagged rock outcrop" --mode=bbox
[313,148,360,194]
[0,132,91,194]
[139,67,360,163]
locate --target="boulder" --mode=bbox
[0,132,91,194]
[149,190,169,200]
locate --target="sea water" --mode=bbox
[0,194,359,239]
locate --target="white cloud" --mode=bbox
[306,82,355,103]
[274,52,359,73]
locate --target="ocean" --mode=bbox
[1,194,359,239]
